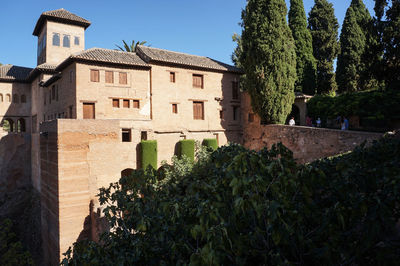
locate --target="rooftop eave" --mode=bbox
[33,15,91,36]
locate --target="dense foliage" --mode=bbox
[0,219,33,265]
[307,89,400,127]
[239,0,296,124]
[336,0,373,93]
[308,0,339,94]
[289,0,317,95]
[202,138,218,151]
[63,135,400,265]
[178,139,195,162]
[140,140,157,169]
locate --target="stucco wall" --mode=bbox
[243,124,382,163]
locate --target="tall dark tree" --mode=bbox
[383,0,400,89]
[289,0,317,95]
[336,0,373,93]
[308,0,339,95]
[239,0,296,124]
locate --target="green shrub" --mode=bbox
[64,137,400,265]
[178,139,195,162]
[140,140,157,170]
[202,138,218,151]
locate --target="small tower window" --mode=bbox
[74,36,80,45]
[63,35,70,48]
[52,33,60,46]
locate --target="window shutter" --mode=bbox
[105,71,114,83]
[133,100,140,109]
[170,72,175,83]
[83,103,95,119]
[123,99,130,108]
[119,72,127,84]
[193,101,204,120]
[232,81,239,99]
[91,70,99,82]
[193,74,203,88]
[112,99,120,108]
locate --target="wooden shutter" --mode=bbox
[193,101,204,120]
[232,81,239,99]
[170,72,175,83]
[90,70,99,82]
[105,71,114,83]
[119,72,127,84]
[123,99,130,108]
[172,104,178,113]
[193,74,203,88]
[133,100,140,108]
[83,103,95,119]
[112,99,120,108]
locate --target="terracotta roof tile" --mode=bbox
[136,45,242,73]
[0,64,33,82]
[56,48,149,70]
[33,8,90,36]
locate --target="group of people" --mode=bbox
[289,116,349,130]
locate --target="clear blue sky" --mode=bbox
[0,0,375,68]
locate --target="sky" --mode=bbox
[0,0,376,69]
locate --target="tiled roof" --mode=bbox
[36,63,57,71]
[56,48,149,70]
[136,45,242,73]
[33,8,91,36]
[0,64,33,82]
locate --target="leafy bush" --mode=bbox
[178,139,195,162]
[0,219,33,265]
[140,140,157,170]
[307,90,400,126]
[63,137,400,265]
[202,138,218,151]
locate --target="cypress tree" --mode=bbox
[308,0,339,95]
[289,0,317,95]
[240,0,296,124]
[383,0,400,89]
[336,0,372,93]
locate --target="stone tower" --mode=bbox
[32,8,91,66]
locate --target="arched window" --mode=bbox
[53,33,60,46]
[0,94,3,102]
[13,94,19,103]
[6,94,11,102]
[3,118,14,132]
[63,35,70,48]
[17,118,26,132]
[21,95,26,103]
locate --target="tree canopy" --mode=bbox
[308,0,339,94]
[115,40,147,52]
[239,0,296,124]
[289,0,317,95]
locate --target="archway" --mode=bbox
[3,118,14,132]
[17,118,26,132]
[286,104,300,125]
[121,168,134,179]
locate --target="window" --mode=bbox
[90,69,99,82]
[112,99,120,108]
[141,131,148,140]
[219,110,224,119]
[105,71,114,83]
[52,33,60,46]
[232,81,239,100]
[170,72,175,83]
[17,118,26,132]
[0,94,3,102]
[233,106,239,121]
[13,94,19,103]
[172,103,178,114]
[83,103,95,119]
[193,101,204,120]
[119,72,127,85]
[74,36,80,45]
[248,113,255,123]
[193,74,204,88]
[21,95,26,103]
[123,99,130,108]
[6,94,11,102]
[63,35,70,48]
[133,100,140,109]
[122,129,131,142]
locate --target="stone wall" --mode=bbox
[243,124,382,163]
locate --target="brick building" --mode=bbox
[0,9,243,264]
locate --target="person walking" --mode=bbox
[316,117,321,128]
[289,117,295,126]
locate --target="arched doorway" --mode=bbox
[17,118,26,132]
[3,118,14,132]
[286,104,300,125]
[121,168,134,179]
